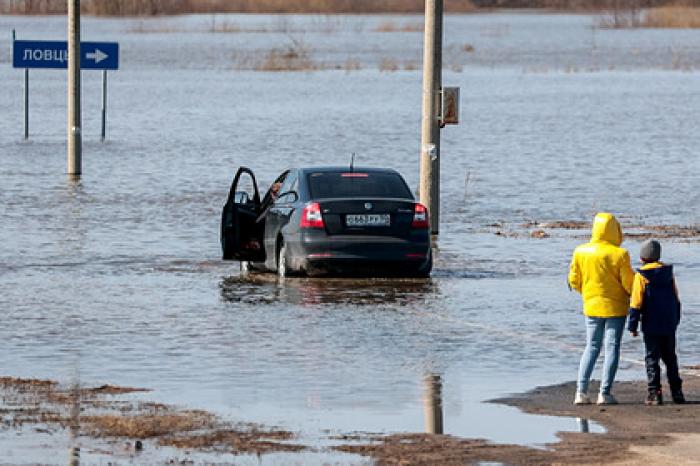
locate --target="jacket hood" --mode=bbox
[640,263,674,286]
[591,212,622,246]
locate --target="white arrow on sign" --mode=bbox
[86,49,108,64]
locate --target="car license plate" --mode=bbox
[346,214,390,227]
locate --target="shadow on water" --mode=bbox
[219,273,439,306]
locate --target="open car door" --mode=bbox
[220,167,266,262]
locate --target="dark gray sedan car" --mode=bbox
[221,166,432,277]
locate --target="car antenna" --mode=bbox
[350,153,355,172]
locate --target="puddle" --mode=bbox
[417,375,606,448]
[448,404,605,447]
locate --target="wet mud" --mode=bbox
[0,376,303,457]
[492,221,700,242]
[333,377,700,465]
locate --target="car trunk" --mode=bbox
[318,198,415,238]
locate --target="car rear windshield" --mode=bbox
[307,172,413,199]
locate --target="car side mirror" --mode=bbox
[276,190,299,203]
[234,191,250,204]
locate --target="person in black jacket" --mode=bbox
[628,239,684,405]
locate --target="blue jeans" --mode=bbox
[577,316,626,395]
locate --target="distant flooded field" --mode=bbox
[0,12,699,463]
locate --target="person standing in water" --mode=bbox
[569,213,635,405]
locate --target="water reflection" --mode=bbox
[219,274,438,307]
[59,178,87,255]
[423,374,444,435]
[577,418,589,433]
[68,378,80,466]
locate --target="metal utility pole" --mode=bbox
[67,0,81,175]
[101,70,107,141]
[420,0,443,235]
[24,68,29,139]
[14,29,30,140]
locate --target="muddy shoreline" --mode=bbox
[3,375,700,463]
[334,377,700,465]
[491,221,700,241]
[0,377,303,459]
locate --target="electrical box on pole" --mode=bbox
[440,87,460,127]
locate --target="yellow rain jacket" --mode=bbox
[568,213,635,317]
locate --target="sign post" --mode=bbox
[24,68,29,140]
[12,37,119,150]
[101,70,107,142]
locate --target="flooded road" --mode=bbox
[1,12,699,463]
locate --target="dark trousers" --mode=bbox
[643,333,682,392]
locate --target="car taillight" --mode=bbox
[411,203,429,229]
[300,202,325,229]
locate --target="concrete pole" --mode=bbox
[423,374,444,434]
[419,0,443,235]
[67,0,81,175]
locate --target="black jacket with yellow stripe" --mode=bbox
[628,262,681,335]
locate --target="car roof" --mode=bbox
[297,166,402,175]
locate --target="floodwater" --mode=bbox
[1,11,699,464]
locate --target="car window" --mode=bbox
[233,173,257,205]
[279,171,297,195]
[275,171,298,204]
[307,172,412,199]
[259,172,287,211]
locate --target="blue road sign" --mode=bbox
[12,40,119,70]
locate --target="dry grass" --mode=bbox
[257,38,317,71]
[378,57,400,72]
[642,6,700,27]
[162,428,304,453]
[0,376,58,390]
[374,20,424,32]
[84,411,215,438]
[232,41,370,72]
[126,19,301,34]
[595,9,643,28]
[0,0,476,15]
[342,57,362,71]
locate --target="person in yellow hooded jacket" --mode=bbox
[568,213,635,405]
